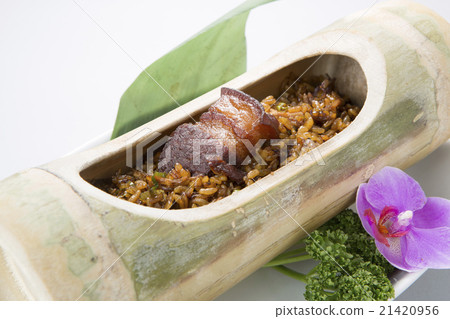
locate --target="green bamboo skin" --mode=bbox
[0,0,449,300]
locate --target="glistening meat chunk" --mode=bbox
[157,88,279,182]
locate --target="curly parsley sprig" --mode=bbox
[265,209,395,301]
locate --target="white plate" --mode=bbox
[69,131,449,300]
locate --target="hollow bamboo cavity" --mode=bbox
[0,0,449,300]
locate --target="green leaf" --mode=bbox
[112,0,276,138]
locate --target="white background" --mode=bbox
[0,0,449,300]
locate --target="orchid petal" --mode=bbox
[375,237,412,271]
[403,227,450,270]
[413,197,450,229]
[356,183,378,237]
[365,167,426,212]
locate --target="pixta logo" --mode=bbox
[125,127,325,174]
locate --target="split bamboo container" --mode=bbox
[0,0,449,300]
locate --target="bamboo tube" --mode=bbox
[0,0,449,300]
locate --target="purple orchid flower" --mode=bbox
[356,166,450,272]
